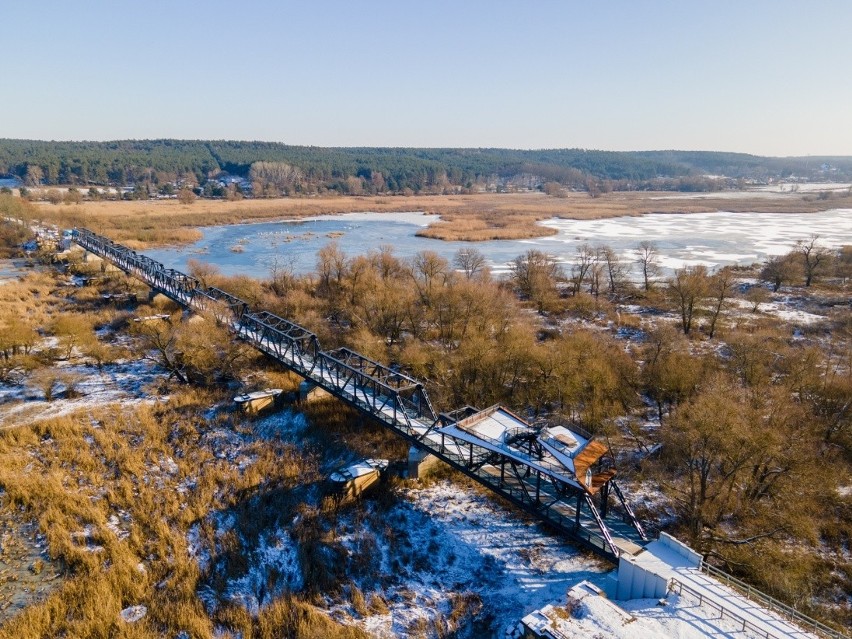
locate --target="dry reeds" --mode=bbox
[31,190,852,249]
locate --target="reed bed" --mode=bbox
[32,190,852,248]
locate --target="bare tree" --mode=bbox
[369,245,405,280]
[453,247,488,280]
[570,243,596,294]
[510,249,563,312]
[637,241,661,291]
[269,255,297,296]
[316,242,347,300]
[411,250,449,303]
[744,285,769,312]
[706,267,734,339]
[187,259,220,289]
[760,254,797,292]
[796,235,830,287]
[178,187,196,205]
[25,165,43,186]
[131,318,187,383]
[588,258,605,297]
[597,245,627,295]
[542,182,564,197]
[668,265,709,334]
[249,161,303,194]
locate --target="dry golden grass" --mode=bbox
[31,190,852,247]
[0,266,370,636]
[415,213,559,241]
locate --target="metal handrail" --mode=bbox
[670,577,778,639]
[698,562,850,639]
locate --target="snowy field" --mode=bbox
[537,208,852,272]
[0,355,163,428]
[339,481,610,637]
[649,183,851,200]
[0,259,36,285]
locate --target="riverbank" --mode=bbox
[32,189,852,249]
[142,208,852,280]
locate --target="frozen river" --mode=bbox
[146,209,852,280]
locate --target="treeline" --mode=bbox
[3,138,850,194]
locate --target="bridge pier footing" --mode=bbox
[408,446,441,480]
[83,251,121,273]
[299,381,330,403]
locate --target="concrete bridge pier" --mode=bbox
[233,389,284,415]
[299,380,330,403]
[83,251,121,274]
[408,445,441,480]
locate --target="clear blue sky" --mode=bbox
[5,0,851,156]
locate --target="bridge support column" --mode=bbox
[299,381,330,403]
[408,446,440,480]
[234,389,284,415]
[83,251,120,273]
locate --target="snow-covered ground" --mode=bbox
[0,258,36,285]
[219,529,303,615]
[729,296,827,325]
[0,356,163,428]
[649,183,851,200]
[327,480,610,637]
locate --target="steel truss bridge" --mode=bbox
[73,228,649,561]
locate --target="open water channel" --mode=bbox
[146,209,852,281]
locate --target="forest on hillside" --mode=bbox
[2,139,851,194]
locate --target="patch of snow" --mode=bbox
[162,455,179,475]
[120,605,147,623]
[335,480,610,636]
[106,514,130,540]
[623,481,677,529]
[253,408,308,441]
[0,357,164,428]
[187,523,212,573]
[729,298,826,325]
[222,530,303,616]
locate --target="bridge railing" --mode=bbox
[669,577,782,639]
[314,349,435,434]
[697,562,850,639]
[432,447,616,557]
[237,313,321,374]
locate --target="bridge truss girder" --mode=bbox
[71,227,647,562]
